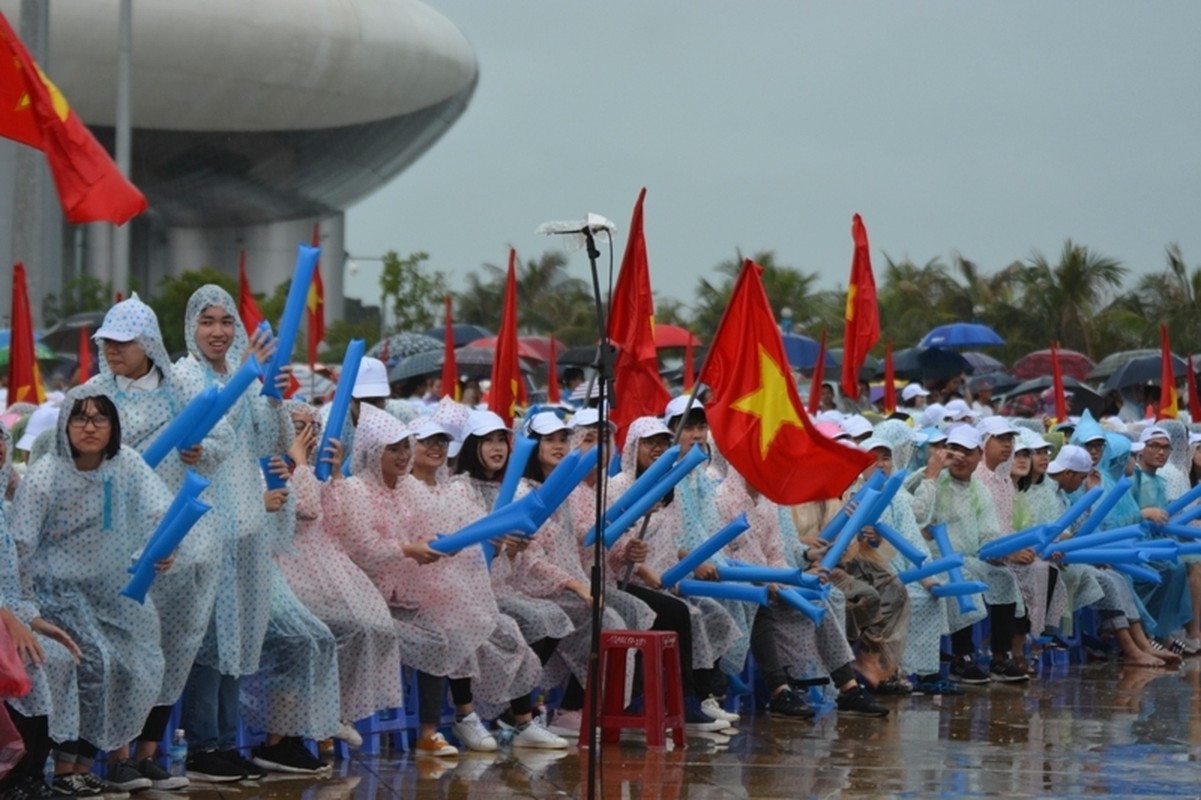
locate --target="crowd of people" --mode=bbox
[0,286,1199,800]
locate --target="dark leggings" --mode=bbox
[951,603,1019,658]
[1,706,49,787]
[138,704,174,745]
[416,671,536,724]
[621,585,700,698]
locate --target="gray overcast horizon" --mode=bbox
[343,1,1201,319]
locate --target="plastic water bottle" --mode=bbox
[169,729,188,776]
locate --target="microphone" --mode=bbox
[535,213,617,237]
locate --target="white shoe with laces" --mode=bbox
[452,712,498,752]
[511,717,569,749]
[335,722,363,748]
[700,696,740,724]
[547,709,582,738]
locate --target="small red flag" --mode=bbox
[547,335,562,404]
[683,333,695,392]
[7,263,45,406]
[841,214,880,399]
[76,324,92,386]
[0,13,147,225]
[1050,341,1068,422]
[441,295,459,400]
[307,224,325,367]
[807,329,827,416]
[489,249,526,427]
[702,260,873,505]
[882,341,896,414]
[237,250,265,337]
[608,188,670,444]
[1159,324,1178,420]
[1188,354,1201,423]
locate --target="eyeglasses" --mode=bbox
[1143,442,1172,453]
[292,420,318,433]
[68,414,112,430]
[418,435,451,448]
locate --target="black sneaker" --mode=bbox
[250,739,328,775]
[135,758,189,791]
[72,774,129,799]
[989,658,1031,683]
[949,656,990,685]
[767,687,815,720]
[218,749,267,780]
[105,759,151,792]
[836,686,889,717]
[875,678,913,696]
[7,777,56,799]
[49,775,102,798]
[185,750,244,783]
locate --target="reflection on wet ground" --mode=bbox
[169,661,1199,799]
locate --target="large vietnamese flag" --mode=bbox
[841,214,880,399]
[441,294,459,400]
[1159,324,1178,420]
[489,249,526,427]
[608,188,669,444]
[8,263,45,405]
[237,250,265,337]
[0,13,147,225]
[703,260,873,505]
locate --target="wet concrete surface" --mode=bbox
[161,660,1200,799]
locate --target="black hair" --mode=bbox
[634,442,674,507]
[455,432,508,482]
[667,406,707,431]
[67,394,122,461]
[561,367,585,385]
[523,432,549,483]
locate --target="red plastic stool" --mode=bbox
[580,630,685,749]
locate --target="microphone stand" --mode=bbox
[582,228,610,800]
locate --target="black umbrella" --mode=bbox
[1099,354,1187,395]
[558,344,619,368]
[388,350,442,382]
[886,347,972,381]
[367,332,442,366]
[969,371,1020,395]
[999,375,1105,415]
[1087,349,1159,382]
[422,323,492,347]
[40,310,107,353]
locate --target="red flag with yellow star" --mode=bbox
[8,262,45,405]
[841,214,879,399]
[441,294,460,400]
[609,188,670,445]
[0,12,146,225]
[1158,324,1178,420]
[489,249,526,427]
[306,224,325,367]
[702,260,873,505]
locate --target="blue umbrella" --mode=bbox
[781,333,838,370]
[423,323,493,347]
[919,322,1005,349]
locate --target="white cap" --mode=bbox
[1047,444,1093,475]
[664,394,702,423]
[526,411,569,436]
[815,410,844,425]
[17,404,59,451]
[411,419,452,441]
[921,426,948,445]
[976,416,1017,439]
[902,383,930,402]
[352,357,390,399]
[1188,432,1201,448]
[839,415,874,439]
[91,326,136,343]
[859,437,892,453]
[1016,428,1051,452]
[466,409,509,439]
[632,418,672,439]
[1139,425,1170,445]
[944,399,977,422]
[919,404,948,429]
[945,425,982,451]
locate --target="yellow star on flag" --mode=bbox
[730,344,805,459]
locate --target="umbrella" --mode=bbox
[919,322,1005,349]
[39,310,106,353]
[1011,348,1095,381]
[1099,354,1187,395]
[287,364,337,399]
[998,376,1105,418]
[1088,349,1161,382]
[422,323,492,347]
[467,336,557,362]
[454,346,537,378]
[968,371,1020,396]
[828,348,881,381]
[389,350,443,383]
[558,343,618,367]
[653,324,702,349]
[781,333,838,370]
[0,342,60,368]
[885,347,971,381]
[367,332,443,366]
[962,351,1004,374]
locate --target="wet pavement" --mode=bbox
[165,660,1200,799]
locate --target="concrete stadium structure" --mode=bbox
[0,0,477,327]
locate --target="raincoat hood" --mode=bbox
[94,294,173,379]
[619,416,673,476]
[184,285,249,373]
[352,403,413,487]
[56,384,121,479]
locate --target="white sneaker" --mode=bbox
[511,718,569,749]
[335,722,363,748]
[700,696,741,724]
[683,716,729,733]
[547,709,582,738]
[452,712,498,752]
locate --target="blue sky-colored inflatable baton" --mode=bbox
[779,587,826,624]
[601,446,709,550]
[928,523,978,614]
[141,386,218,469]
[660,513,750,589]
[121,495,212,604]
[677,578,769,606]
[819,489,882,571]
[180,354,263,450]
[1046,525,1141,556]
[898,553,965,584]
[262,244,320,400]
[314,339,364,481]
[584,445,680,546]
[817,469,886,542]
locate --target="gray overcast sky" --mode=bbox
[343,1,1201,316]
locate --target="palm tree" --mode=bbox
[1019,239,1127,359]
[1127,244,1201,350]
[692,250,824,337]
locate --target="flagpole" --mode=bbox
[111,0,133,296]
